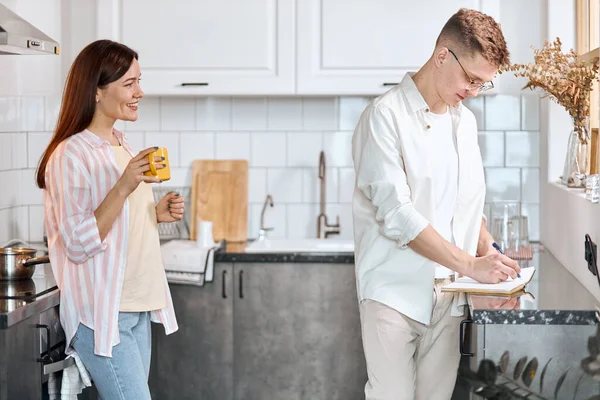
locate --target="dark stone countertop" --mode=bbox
[469,249,599,325]
[214,241,355,264]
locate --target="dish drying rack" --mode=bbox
[152,186,191,240]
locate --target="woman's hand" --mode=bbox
[116,147,163,196]
[156,192,185,223]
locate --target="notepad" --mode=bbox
[441,266,536,295]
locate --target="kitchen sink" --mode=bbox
[244,239,354,253]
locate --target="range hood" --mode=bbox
[0,3,59,55]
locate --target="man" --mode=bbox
[351,8,521,400]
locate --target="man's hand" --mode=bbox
[466,253,521,283]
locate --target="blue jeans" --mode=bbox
[72,312,152,400]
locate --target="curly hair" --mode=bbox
[436,8,510,68]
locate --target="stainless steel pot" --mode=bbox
[0,247,50,280]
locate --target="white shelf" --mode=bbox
[541,181,600,303]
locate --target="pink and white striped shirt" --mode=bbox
[43,128,178,357]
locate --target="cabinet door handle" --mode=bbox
[459,319,473,357]
[36,324,51,362]
[222,270,227,299]
[181,82,209,86]
[382,82,399,86]
[239,270,244,299]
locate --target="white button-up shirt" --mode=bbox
[351,73,486,325]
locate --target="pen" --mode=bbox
[492,242,521,278]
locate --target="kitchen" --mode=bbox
[0,0,599,399]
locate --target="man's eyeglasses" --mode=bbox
[448,49,494,93]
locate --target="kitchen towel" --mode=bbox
[60,352,92,399]
[161,240,220,286]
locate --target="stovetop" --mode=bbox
[0,266,58,300]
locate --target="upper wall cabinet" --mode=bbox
[296,0,500,95]
[96,0,295,95]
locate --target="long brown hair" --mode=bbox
[36,39,138,189]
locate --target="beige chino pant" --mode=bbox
[359,282,463,400]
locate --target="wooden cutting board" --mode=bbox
[190,160,248,243]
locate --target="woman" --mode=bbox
[36,39,183,399]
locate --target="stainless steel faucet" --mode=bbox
[317,151,340,239]
[257,194,274,241]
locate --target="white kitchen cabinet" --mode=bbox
[0,0,62,96]
[96,0,295,95]
[296,0,501,95]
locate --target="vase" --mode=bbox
[561,117,590,188]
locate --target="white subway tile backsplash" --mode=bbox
[146,132,180,167]
[123,131,145,153]
[248,168,268,203]
[28,205,44,242]
[0,170,21,208]
[339,97,371,131]
[0,97,21,132]
[21,169,42,205]
[0,135,12,171]
[179,132,215,166]
[44,95,61,132]
[232,98,267,131]
[323,131,353,167]
[267,98,302,131]
[267,168,303,204]
[12,133,27,170]
[286,203,319,239]
[215,132,250,160]
[251,133,287,167]
[326,203,353,240]
[197,97,232,131]
[302,167,339,204]
[505,131,539,167]
[478,131,504,167]
[167,167,192,187]
[521,94,540,131]
[484,168,521,202]
[250,203,287,239]
[21,97,45,132]
[0,93,540,241]
[484,95,520,131]
[287,132,322,167]
[302,98,338,131]
[27,132,52,168]
[160,98,196,131]
[463,97,485,130]
[124,97,160,131]
[521,168,540,203]
[339,168,355,203]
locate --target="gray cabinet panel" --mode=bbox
[0,318,41,400]
[233,263,366,400]
[150,263,234,400]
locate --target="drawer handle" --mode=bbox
[181,82,209,86]
[459,319,473,356]
[382,82,399,86]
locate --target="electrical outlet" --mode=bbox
[585,234,597,276]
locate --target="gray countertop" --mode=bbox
[469,249,599,325]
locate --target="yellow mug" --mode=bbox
[145,147,171,181]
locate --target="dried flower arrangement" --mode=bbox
[500,38,599,143]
